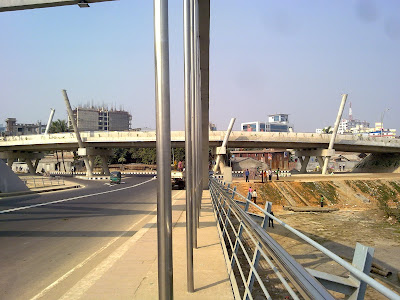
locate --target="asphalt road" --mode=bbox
[0,175,158,300]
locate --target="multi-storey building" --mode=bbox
[5,118,46,136]
[241,114,293,132]
[68,106,132,131]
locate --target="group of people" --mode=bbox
[244,168,280,183]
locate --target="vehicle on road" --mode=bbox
[171,170,185,189]
[110,171,122,184]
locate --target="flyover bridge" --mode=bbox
[1,130,399,153]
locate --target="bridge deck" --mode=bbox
[1,131,400,153]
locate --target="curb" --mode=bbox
[0,185,81,198]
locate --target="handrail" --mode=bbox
[210,178,400,300]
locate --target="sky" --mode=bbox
[1,0,400,132]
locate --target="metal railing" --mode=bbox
[209,177,400,300]
[22,176,65,189]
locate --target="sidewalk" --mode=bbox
[69,190,234,300]
[133,190,234,299]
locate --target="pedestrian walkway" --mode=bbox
[56,190,234,300]
[133,190,234,299]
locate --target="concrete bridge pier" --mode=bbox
[298,156,310,174]
[7,158,13,167]
[296,149,335,174]
[78,148,112,177]
[0,151,44,174]
[25,159,36,174]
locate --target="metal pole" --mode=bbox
[184,0,194,292]
[62,90,93,177]
[322,94,347,175]
[213,118,236,173]
[44,108,55,134]
[154,0,173,299]
[190,0,198,249]
[381,108,389,138]
[194,0,201,229]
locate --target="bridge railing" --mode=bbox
[22,176,65,188]
[209,177,400,300]
[1,130,399,146]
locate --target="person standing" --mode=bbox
[268,169,272,181]
[263,170,267,183]
[252,189,257,204]
[245,169,250,182]
[261,169,264,183]
[276,168,280,180]
[320,195,324,207]
[268,211,274,228]
[178,161,183,172]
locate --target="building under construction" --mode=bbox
[68,106,132,131]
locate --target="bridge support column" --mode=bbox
[298,156,310,174]
[0,151,44,174]
[7,158,13,167]
[100,156,110,176]
[78,148,112,177]
[25,159,36,174]
[296,149,335,174]
[34,158,40,172]
[317,156,325,172]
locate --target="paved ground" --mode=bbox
[0,175,233,300]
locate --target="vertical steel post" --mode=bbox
[153,0,173,298]
[62,90,93,178]
[190,0,198,249]
[184,0,194,292]
[322,94,347,174]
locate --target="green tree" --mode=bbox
[322,126,332,134]
[131,148,157,164]
[48,119,69,133]
[48,119,69,172]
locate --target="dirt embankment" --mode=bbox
[231,175,400,298]
[234,177,400,222]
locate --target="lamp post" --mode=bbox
[381,108,390,138]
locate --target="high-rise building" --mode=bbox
[68,106,132,131]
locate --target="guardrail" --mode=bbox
[209,177,400,300]
[22,176,65,188]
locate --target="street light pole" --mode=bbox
[381,108,390,138]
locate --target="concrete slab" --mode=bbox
[132,190,233,300]
[64,190,234,300]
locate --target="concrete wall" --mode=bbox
[109,111,130,131]
[0,159,29,193]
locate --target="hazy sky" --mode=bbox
[1,0,399,132]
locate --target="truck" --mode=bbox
[171,170,185,189]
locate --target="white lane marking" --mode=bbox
[30,190,184,300]
[0,178,155,214]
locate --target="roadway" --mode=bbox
[0,175,159,299]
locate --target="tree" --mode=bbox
[131,148,157,164]
[48,119,69,172]
[48,119,69,133]
[322,126,332,134]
